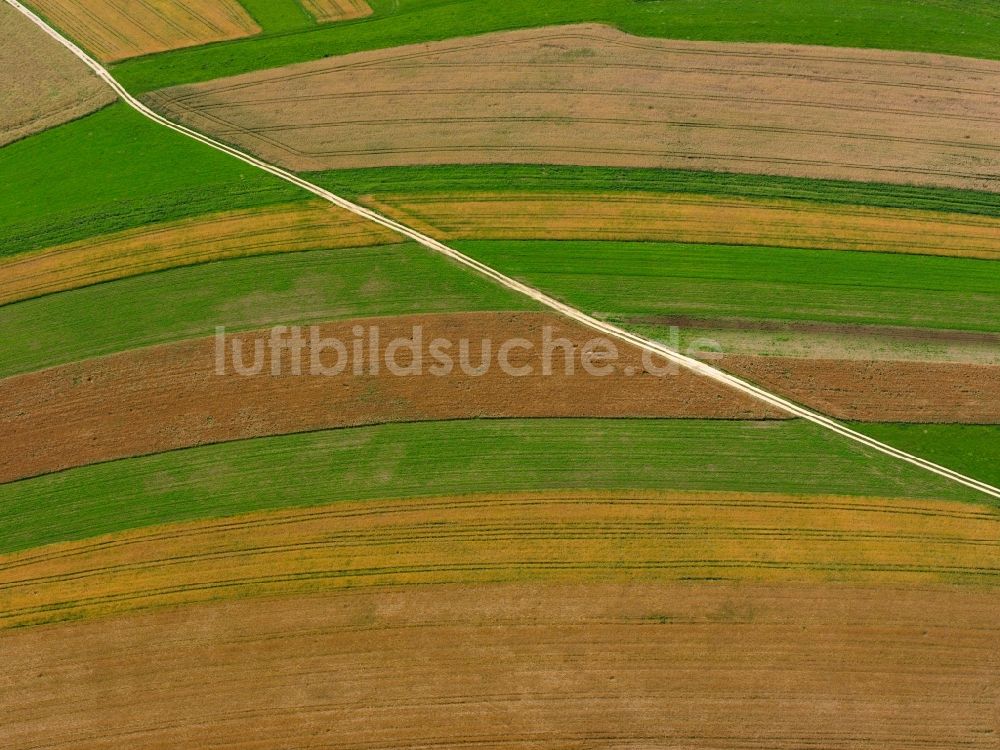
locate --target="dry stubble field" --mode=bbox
[2,582,997,748]
[299,0,371,23]
[146,24,1000,189]
[0,200,400,305]
[361,191,1000,259]
[1,489,997,627]
[24,0,260,62]
[0,1,115,146]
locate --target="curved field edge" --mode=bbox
[0,199,401,306]
[0,418,988,555]
[308,165,1000,218]
[5,583,997,749]
[1,312,783,483]
[451,240,1000,334]
[358,191,1000,261]
[143,25,999,190]
[0,242,536,378]
[2,490,998,629]
[849,423,1000,489]
[111,0,1000,93]
[0,1,115,147]
[0,104,304,257]
[19,0,260,63]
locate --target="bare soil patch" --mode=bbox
[364,191,1000,259]
[0,200,401,306]
[1,489,997,627]
[0,2,114,146]
[27,0,260,63]
[147,24,1000,190]
[0,311,781,483]
[723,355,1000,423]
[300,0,372,23]
[2,581,997,748]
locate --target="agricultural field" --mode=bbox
[454,240,1000,335]
[0,2,114,147]
[0,242,535,377]
[145,25,1000,190]
[2,0,998,747]
[23,0,260,62]
[114,0,1000,92]
[0,199,400,305]
[1,490,997,627]
[6,583,997,749]
[300,0,372,23]
[0,418,985,554]
[0,104,303,256]
[360,191,1000,260]
[0,312,782,482]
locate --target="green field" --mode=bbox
[851,423,1000,489]
[111,0,1000,93]
[0,417,987,554]
[453,240,1000,333]
[0,243,534,377]
[238,0,316,33]
[310,165,1000,218]
[0,104,303,256]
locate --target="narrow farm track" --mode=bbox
[7,0,999,500]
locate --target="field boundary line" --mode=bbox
[8,0,998,501]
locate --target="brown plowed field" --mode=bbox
[0,200,401,306]
[0,2,115,146]
[300,0,372,23]
[3,581,997,748]
[0,312,782,483]
[363,192,1000,259]
[27,0,260,62]
[1,489,998,628]
[146,24,1000,190]
[724,355,1000,423]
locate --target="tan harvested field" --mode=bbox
[0,200,401,306]
[723,356,1000,423]
[0,312,782,482]
[146,24,1000,190]
[300,0,372,23]
[26,0,260,62]
[1,490,998,628]
[3,581,998,748]
[0,2,114,147]
[363,192,1000,259]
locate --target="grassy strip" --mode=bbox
[0,417,985,554]
[113,0,1000,93]
[0,104,304,257]
[310,165,1000,218]
[238,0,315,33]
[850,423,1000,489]
[0,242,535,378]
[453,240,1000,333]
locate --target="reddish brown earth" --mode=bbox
[724,355,1000,422]
[0,311,782,483]
[146,24,1000,190]
[2,582,997,749]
